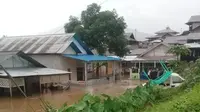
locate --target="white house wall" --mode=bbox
[144,45,173,57]
[62,46,76,54]
[30,55,78,81]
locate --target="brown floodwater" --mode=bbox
[0,80,144,112]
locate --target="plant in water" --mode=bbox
[43,84,158,112]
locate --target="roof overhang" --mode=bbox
[0,68,71,78]
[63,54,121,62]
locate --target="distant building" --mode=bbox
[147,27,179,42]
[164,15,200,45]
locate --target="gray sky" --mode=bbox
[0,0,200,36]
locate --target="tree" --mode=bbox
[64,16,81,33]
[64,3,129,57]
[168,45,191,60]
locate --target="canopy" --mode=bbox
[63,54,120,62]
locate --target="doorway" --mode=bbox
[77,67,84,81]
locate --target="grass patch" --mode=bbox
[142,83,200,112]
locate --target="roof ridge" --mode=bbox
[3,33,75,38]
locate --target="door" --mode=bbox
[77,67,84,81]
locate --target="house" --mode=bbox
[147,27,179,42]
[120,43,176,79]
[164,15,200,45]
[181,43,200,61]
[0,33,120,86]
[0,51,70,97]
[163,15,200,61]
[125,30,153,50]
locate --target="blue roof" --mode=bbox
[63,54,121,62]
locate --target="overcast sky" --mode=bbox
[0,0,200,36]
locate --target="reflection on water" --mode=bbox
[0,80,144,112]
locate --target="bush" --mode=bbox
[171,84,200,112]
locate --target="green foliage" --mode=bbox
[64,3,129,57]
[168,59,200,90]
[64,16,82,33]
[143,83,200,112]
[168,45,191,60]
[44,84,164,112]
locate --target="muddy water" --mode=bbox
[0,80,144,112]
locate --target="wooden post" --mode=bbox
[113,61,115,82]
[139,61,141,73]
[119,61,122,80]
[84,62,87,86]
[9,79,12,97]
[39,77,42,93]
[23,78,26,95]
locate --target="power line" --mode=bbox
[99,0,109,6]
[49,0,111,35]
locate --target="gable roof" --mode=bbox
[186,15,200,25]
[125,33,136,41]
[155,27,178,34]
[125,29,153,41]
[139,43,169,57]
[0,51,45,67]
[0,33,92,55]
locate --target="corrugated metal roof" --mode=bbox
[63,54,120,62]
[142,56,176,61]
[186,15,200,25]
[184,33,200,40]
[185,43,200,48]
[163,36,187,44]
[128,49,147,55]
[0,51,45,67]
[0,68,70,77]
[164,33,200,44]
[0,33,75,54]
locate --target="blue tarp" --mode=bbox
[63,54,121,62]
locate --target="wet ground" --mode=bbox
[0,80,145,112]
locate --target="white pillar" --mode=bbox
[129,68,132,79]
[154,61,156,68]
[170,76,173,87]
[139,61,141,73]
[9,79,12,97]
[84,62,87,85]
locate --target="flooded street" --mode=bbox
[0,80,144,112]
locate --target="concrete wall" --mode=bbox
[30,54,83,81]
[144,45,173,57]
